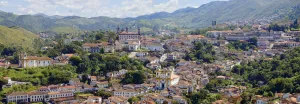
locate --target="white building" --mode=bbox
[19,53,52,68]
[141,42,164,52]
[113,89,139,98]
[96,81,109,89]
[6,92,29,103]
[122,41,140,51]
[155,67,180,89]
[85,96,102,104]
[28,92,47,102]
[48,91,74,99]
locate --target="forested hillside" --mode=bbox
[0,0,300,33]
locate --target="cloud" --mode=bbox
[16,0,183,18]
[0,0,8,6]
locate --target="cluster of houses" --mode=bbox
[4,24,300,104]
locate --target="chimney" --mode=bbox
[126,27,128,33]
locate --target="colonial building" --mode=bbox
[155,67,180,89]
[19,52,53,68]
[6,92,29,103]
[28,92,48,102]
[118,27,141,42]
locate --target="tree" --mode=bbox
[69,56,82,66]
[248,37,258,46]
[128,96,140,104]
[95,32,105,40]
[100,48,105,54]
[96,90,112,99]
[121,70,146,84]
[0,78,8,91]
[171,100,179,104]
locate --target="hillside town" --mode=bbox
[0,16,300,104]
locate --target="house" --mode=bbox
[122,41,140,51]
[106,69,128,79]
[105,96,129,104]
[54,53,78,65]
[85,96,102,104]
[82,42,115,53]
[146,63,162,70]
[166,53,180,61]
[6,92,29,103]
[89,76,98,86]
[69,78,81,87]
[141,42,164,52]
[255,95,269,104]
[113,89,139,98]
[19,52,53,68]
[160,90,169,97]
[96,81,109,89]
[148,56,160,64]
[59,86,76,92]
[136,52,149,57]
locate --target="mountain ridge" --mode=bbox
[0,0,299,33]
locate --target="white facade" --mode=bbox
[114,90,139,98]
[48,92,74,99]
[142,44,164,52]
[6,92,29,103]
[29,92,47,102]
[19,53,52,68]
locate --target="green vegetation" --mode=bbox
[185,42,216,63]
[231,47,300,94]
[0,84,38,100]
[0,65,77,85]
[227,37,258,51]
[95,89,112,99]
[51,26,82,34]
[128,96,140,104]
[121,70,146,84]
[0,25,38,50]
[185,89,222,104]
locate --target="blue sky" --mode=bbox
[0,0,226,18]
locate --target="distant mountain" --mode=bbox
[0,25,38,49]
[0,0,299,33]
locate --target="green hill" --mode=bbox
[0,25,38,49]
[0,0,300,32]
[51,26,81,34]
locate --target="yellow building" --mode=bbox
[155,67,180,89]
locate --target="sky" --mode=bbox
[0,0,226,18]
